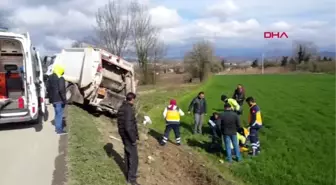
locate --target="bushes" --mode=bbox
[295,61,335,73]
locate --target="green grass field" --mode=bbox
[148,74,335,185]
[67,107,126,185]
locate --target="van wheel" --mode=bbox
[66,84,75,103]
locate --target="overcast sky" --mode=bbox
[1,0,335,56]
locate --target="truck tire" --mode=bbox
[66,84,75,104]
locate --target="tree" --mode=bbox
[129,1,165,84]
[95,0,132,57]
[184,40,214,82]
[322,56,328,61]
[293,41,318,64]
[280,56,288,66]
[251,59,258,68]
[71,41,85,48]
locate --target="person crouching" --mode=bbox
[160,99,185,146]
[208,112,221,149]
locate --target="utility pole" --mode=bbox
[261,53,265,74]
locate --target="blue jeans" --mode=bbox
[223,134,241,162]
[53,102,65,133]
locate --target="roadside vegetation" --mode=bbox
[147,74,335,185]
[67,106,125,185]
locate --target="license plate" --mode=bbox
[97,88,106,95]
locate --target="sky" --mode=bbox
[1,0,335,57]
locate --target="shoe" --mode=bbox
[57,131,67,135]
[127,181,141,185]
[159,141,166,146]
[176,143,181,146]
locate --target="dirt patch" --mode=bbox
[94,116,228,185]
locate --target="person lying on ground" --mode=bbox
[160,99,185,146]
[218,103,242,162]
[246,96,263,156]
[230,128,249,153]
[208,112,222,149]
[221,95,242,115]
[188,91,207,134]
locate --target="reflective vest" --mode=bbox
[166,107,180,122]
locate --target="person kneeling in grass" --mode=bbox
[160,99,185,146]
[218,103,242,162]
[208,112,222,149]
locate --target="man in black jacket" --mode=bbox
[117,92,140,185]
[48,64,67,134]
[218,103,242,162]
[188,92,207,134]
[232,84,245,114]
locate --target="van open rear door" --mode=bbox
[36,51,46,114]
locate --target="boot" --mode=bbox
[127,181,141,185]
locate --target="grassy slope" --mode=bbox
[67,106,125,185]
[148,74,335,185]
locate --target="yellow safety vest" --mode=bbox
[166,107,180,122]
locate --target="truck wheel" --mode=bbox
[66,84,75,103]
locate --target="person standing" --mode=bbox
[232,84,245,114]
[188,92,207,134]
[160,99,185,146]
[218,103,242,162]
[245,96,262,156]
[48,64,67,135]
[117,92,140,185]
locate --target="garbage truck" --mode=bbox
[44,47,137,114]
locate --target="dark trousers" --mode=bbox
[208,123,221,144]
[162,124,181,144]
[249,124,262,151]
[122,138,138,183]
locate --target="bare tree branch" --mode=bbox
[71,41,85,48]
[292,40,318,64]
[129,1,165,84]
[184,40,214,81]
[95,0,132,56]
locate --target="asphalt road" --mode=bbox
[0,104,67,185]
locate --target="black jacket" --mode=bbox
[232,89,245,105]
[117,101,139,143]
[218,110,241,135]
[48,73,66,104]
[188,97,207,114]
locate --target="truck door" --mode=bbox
[35,51,46,114]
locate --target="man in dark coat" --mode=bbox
[117,92,140,185]
[218,103,242,162]
[188,91,207,134]
[48,64,67,134]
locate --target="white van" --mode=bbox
[0,31,46,124]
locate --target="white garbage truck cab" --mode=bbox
[0,30,46,124]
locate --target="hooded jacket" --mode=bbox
[48,64,66,104]
[163,99,185,124]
